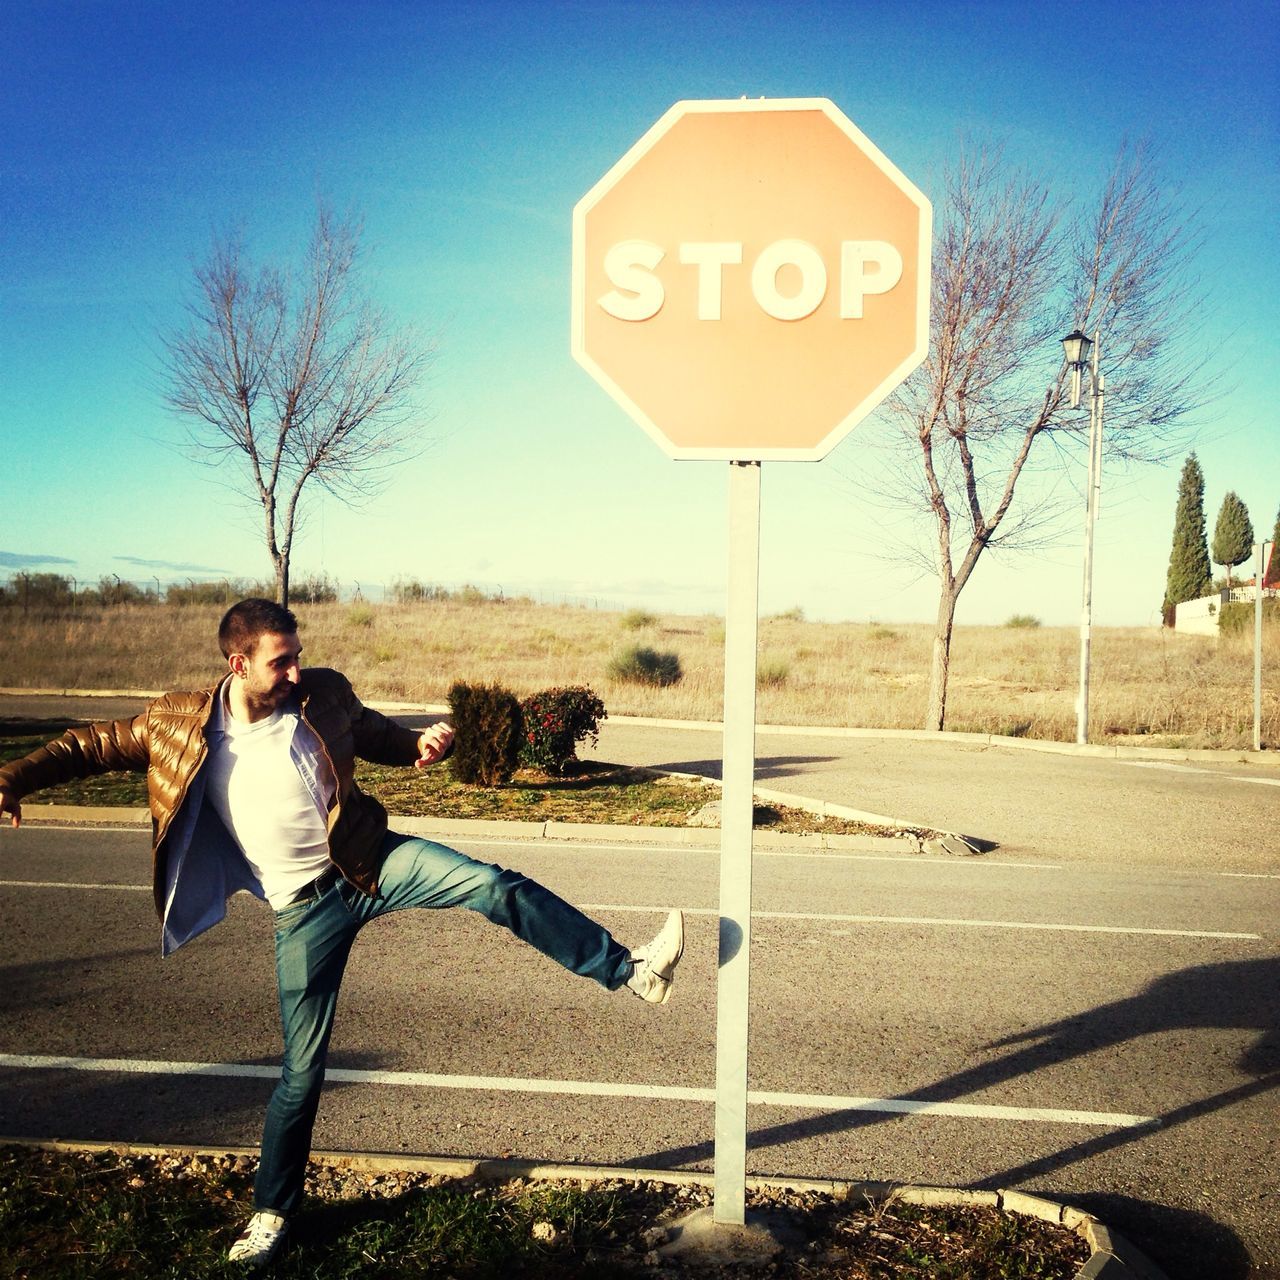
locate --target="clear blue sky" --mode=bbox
[2,0,1276,626]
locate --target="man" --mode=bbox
[0,598,684,1268]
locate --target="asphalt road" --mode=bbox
[1,822,1276,1279]
[1,693,1278,1275]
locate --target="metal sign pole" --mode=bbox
[713,459,761,1225]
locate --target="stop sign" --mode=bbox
[571,98,931,461]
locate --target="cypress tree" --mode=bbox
[1211,490,1254,590]
[1164,453,1214,618]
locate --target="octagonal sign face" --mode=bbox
[572,98,931,461]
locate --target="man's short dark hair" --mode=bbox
[218,598,298,659]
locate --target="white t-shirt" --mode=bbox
[204,693,333,909]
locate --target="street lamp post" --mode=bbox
[1062,329,1105,745]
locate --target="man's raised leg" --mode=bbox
[366,832,683,1000]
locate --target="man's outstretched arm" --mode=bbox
[332,671,454,769]
[0,715,151,829]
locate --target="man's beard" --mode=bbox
[246,679,294,715]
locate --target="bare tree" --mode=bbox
[871,144,1207,731]
[161,207,434,606]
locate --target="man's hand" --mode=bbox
[0,788,21,829]
[414,724,455,770]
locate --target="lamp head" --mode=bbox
[1061,329,1093,368]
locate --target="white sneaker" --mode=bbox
[228,1210,289,1267]
[627,909,685,1004]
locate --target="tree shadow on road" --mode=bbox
[1062,1193,1258,1280]
[633,955,1280,1279]
[0,1046,405,1154]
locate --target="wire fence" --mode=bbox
[0,572,616,612]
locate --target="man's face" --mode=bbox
[231,630,303,715]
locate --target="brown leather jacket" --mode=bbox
[0,669,421,918]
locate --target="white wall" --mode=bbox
[1174,592,1228,637]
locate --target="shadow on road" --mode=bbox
[0,1057,278,1148]
[0,947,158,1014]
[633,955,1280,1279]
[1063,1193,1257,1280]
[0,1048,402,1153]
[657,754,841,784]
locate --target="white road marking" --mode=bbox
[0,882,1259,939]
[1118,761,1280,787]
[0,1053,1155,1129]
[580,904,1262,941]
[4,821,147,832]
[0,880,149,892]
[1119,762,1208,773]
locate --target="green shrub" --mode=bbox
[164,578,264,606]
[607,644,683,687]
[997,719,1033,738]
[1005,614,1041,629]
[518,686,607,775]
[757,657,790,688]
[289,574,339,604]
[348,603,375,628]
[1220,598,1280,635]
[163,574,331,606]
[391,578,516,606]
[447,681,523,786]
[769,606,805,623]
[2,573,76,607]
[391,577,448,604]
[620,608,658,631]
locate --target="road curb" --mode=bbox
[655,767,961,845]
[0,1136,1169,1278]
[16,805,153,828]
[14,805,920,854]
[15,803,936,855]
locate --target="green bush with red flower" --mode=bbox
[518,686,607,776]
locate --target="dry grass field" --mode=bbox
[0,600,1276,748]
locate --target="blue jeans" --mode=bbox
[255,831,633,1214]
